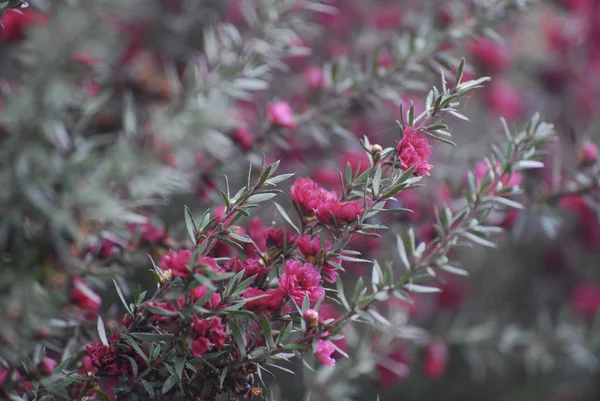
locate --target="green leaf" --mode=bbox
[229,231,255,244]
[144,305,180,317]
[335,279,351,311]
[372,165,382,197]
[231,321,247,358]
[112,278,133,316]
[184,205,198,245]
[124,336,149,364]
[122,355,139,377]
[462,232,497,248]
[454,57,465,88]
[404,283,441,293]
[266,173,295,186]
[162,374,178,395]
[53,356,71,374]
[141,380,155,398]
[262,315,275,349]
[247,193,278,203]
[130,333,174,342]
[282,343,306,350]
[396,235,410,270]
[97,316,109,346]
[274,202,301,234]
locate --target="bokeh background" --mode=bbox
[1,0,600,400]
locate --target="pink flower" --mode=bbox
[368,5,402,30]
[290,177,337,215]
[188,285,222,309]
[160,250,193,278]
[246,217,268,254]
[266,226,298,248]
[485,80,525,121]
[71,277,102,311]
[315,340,336,367]
[191,337,211,357]
[146,300,178,322]
[243,287,288,316]
[570,282,600,318]
[296,235,328,258]
[304,66,327,88]
[192,317,227,355]
[86,343,127,377]
[224,257,267,281]
[578,141,598,166]
[296,236,340,283]
[0,9,47,43]
[312,167,340,188]
[316,199,364,224]
[233,126,255,151]
[140,221,166,243]
[278,260,324,304]
[266,101,296,130]
[39,358,58,376]
[423,339,448,380]
[321,257,341,283]
[376,345,410,387]
[396,127,433,176]
[468,38,511,72]
[436,278,468,311]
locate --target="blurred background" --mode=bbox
[1,0,600,400]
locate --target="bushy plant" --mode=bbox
[0,1,599,400]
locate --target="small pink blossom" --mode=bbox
[187,285,222,309]
[266,101,296,130]
[316,199,364,224]
[160,250,192,278]
[278,260,324,304]
[243,287,288,316]
[290,177,337,215]
[578,141,598,166]
[469,38,511,72]
[368,5,402,30]
[224,257,267,281]
[315,339,336,367]
[233,125,255,151]
[396,127,433,176]
[423,339,449,380]
[191,337,211,357]
[71,277,102,311]
[303,66,326,88]
[266,226,298,248]
[485,80,525,121]
[570,282,600,318]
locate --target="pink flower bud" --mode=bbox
[39,358,58,376]
[371,144,383,153]
[303,309,319,328]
